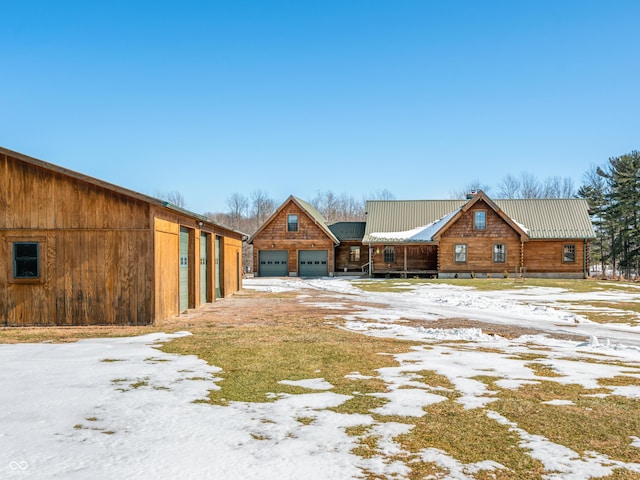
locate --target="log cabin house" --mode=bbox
[364,191,595,279]
[0,146,244,326]
[251,191,595,279]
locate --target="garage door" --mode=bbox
[179,227,189,312]
[200,233,209,303]
[298,250,328,277]
[259,250,288,277]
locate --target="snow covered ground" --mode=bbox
[1,277,640,479]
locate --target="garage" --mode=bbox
[258,250,288,277]
[298,250,328,277]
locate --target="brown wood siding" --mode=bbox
[251,201,336,276]
[438,200,523,274]
[1,229,152,326]
[153,216,180,321]
[222,236,243,296]
[0,153,150,230]
[1,151,245,326]
[253,240,335,276]
[370,244,437,273]
[335,241,370,272]
[523,240,587,274]
[1,152,154,325]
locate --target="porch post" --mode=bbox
[404,246,407,278]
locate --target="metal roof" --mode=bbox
[328,222,367,241]
[363,197,595,242]
[496,199,595,239]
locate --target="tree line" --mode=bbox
[578,151,639,278]
[159,156,638,278]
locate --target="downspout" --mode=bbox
[368,242,372,279]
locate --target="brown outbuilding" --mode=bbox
[0,146,244,326]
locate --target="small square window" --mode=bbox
[454,244,467,263]
[563,244,576,263]
[13,242,40,278]
[474,211,486,230]
[383,246,395,263]
[493,244,506,263]
[287,214,298,232]
[349,246,361,262]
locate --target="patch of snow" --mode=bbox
[541,399,575,406]
[369,388,446,417]
[278,378,334,390]
[487,411,640,479]
[418,448,506,479]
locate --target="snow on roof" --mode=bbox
[368,208,459,242]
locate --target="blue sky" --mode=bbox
[1,1,638,214]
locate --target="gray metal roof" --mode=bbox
[328,222,366,241]
[363,198,595,242]
[497,199,595,239]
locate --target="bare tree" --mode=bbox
[226,193,249,230]
[520,172,541,198]
[541,176,575,198]
[497,174,521,199]
[250,190,276,228]
[310,190,366,223]
[155,190,186,208]
[369,189,395,200]
[498,172,575,199]
[450,180,491,199]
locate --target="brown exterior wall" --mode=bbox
[438,200,523,275]
[523,239,587,276]
[335,240,369,273]
[1,150,244,326]
[369,244,438,275]
[221,235,243,295]
[1,152,153,325]
[152,208,244,321]
[252,201,335,276]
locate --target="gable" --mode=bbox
[249,196,339,245]
[439,199,522,240]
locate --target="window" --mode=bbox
[383,246,395,263]
[563,244,576,263]
[493,244,506,263]
[287,214,298,232]
[454,244,467,263]
[13,242,40,278]
[474,211,486,230]
[349,246,361,262]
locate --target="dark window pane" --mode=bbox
[13,242,40,278]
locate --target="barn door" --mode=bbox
[200,233,209,303]
[179,227,189,312]
[215,236,222,299]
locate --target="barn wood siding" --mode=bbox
[1,228,153,326]
[0,152,153,325]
